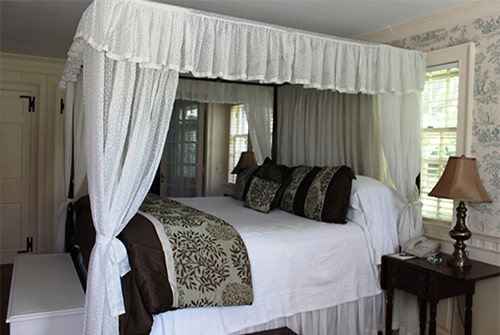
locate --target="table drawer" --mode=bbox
[388,262,431,298]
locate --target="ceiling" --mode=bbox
[0,0,468,60]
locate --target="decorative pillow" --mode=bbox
[232,166,258,201]
[252,157,292,209]
[245,177,282,213]
[280,165,355,223]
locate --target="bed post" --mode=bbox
[64,142,75,253]
[272,85,278,162]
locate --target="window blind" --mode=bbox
[228,104,249,183]
[421,64,459,222]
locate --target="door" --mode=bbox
[160,100,205,197]
[0,83,38,264]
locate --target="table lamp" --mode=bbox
[428,155,491,267]
[231,151,258,174]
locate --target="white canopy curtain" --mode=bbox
[175,79,274,162]
[59,1,427,334]
[379,93,424,241]
[277,85,382,177]
[81,48,179,334]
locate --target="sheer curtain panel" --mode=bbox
[378,93,423,243]
[81,48,179,335]
[277,85,383,178]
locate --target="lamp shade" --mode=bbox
[231,151,258,174]
[429,156,491,203]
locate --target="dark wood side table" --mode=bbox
[381,253,500,335]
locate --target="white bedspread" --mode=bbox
[150,187,399,335]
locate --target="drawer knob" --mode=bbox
[418,273,428,282]
[417,286,427,295]
[391,277,399,285]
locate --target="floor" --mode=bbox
[1,264,13,335]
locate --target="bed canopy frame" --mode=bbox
[59,0,426,334]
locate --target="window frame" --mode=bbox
[422,43,475,226]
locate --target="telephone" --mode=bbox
[402,236,441,258]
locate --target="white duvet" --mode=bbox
[150,176,401,335]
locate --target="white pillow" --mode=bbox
[347,175,402,265]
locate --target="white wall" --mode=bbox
[0,53,65,256]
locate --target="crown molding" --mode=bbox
[354,0,500,44]
[0,52,65,74]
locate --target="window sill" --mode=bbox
[423,221,500,266]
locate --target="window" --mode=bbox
[227,104,249,183]
[420,44,474,224]
[421,64,458,221]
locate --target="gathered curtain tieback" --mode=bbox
[57,198,73,215]
[399,199,423,242]
[95,234,131,316]
[95,235,131,275]
[403,199,422,210]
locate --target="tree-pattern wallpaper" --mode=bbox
[389,15,500,237]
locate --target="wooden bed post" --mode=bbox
[272,85,278,162]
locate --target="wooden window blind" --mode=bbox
[228,104,249,183]
[421,63,459,222]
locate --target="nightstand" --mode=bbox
[381,253,500,335]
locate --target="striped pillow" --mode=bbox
[280,165,355,223]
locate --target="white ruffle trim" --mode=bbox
[60,0,425,94]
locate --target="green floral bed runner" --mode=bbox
[139,194,253,308]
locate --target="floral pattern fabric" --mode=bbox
[232,166,258,201]
[304,166,340,221]
[140,194,253,308]
[280,166,314,213]
[245,176,282,213]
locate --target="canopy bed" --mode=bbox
[59,0,427,334]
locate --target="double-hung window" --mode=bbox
[420,43,474,224]
[227,104,249,183]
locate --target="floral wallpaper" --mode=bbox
[390,15,500,237]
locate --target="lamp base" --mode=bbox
[447,201,472,268]
[447,251,472,268]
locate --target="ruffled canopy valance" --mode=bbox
[61,0,425,95]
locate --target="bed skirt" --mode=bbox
[151,293,386,335]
